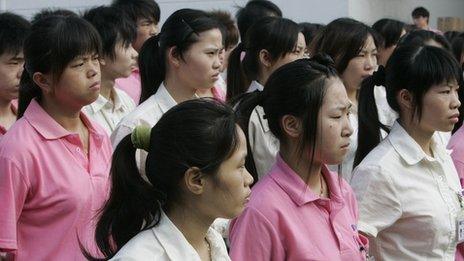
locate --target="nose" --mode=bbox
[213,54,222,70]
[451,88,461,109]
[150,23,159,36]
[17,65,24,79]
[131,45,139,60]
[243,167,254,187]
[342,115,354,138]
[365,54,377,72]
[87,61,100,78]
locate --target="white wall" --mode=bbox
[1,0,463,29]
[349,0,464,28]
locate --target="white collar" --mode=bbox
[388,121,450,165]
[152,211,229,261]
[247,80,264,93]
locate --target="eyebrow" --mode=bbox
[334,102,352,110]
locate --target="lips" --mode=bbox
[449,112,460,123]
[341,143,350,149]
[89,81,100,90]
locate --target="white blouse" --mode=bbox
[83,87,135,136]
[111,212,230,261]
[110,83,177,175]
[350,121,461,260]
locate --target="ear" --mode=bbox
[398,89,414,110]
[280,115,302,138]
[168,46,181,68]
[258,49,273,68]
[32,72,53,94]
[183,167,206,195]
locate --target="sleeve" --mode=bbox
[0,157,29,251]
[229,207,285,261]
[451,157,464,187]
[456,243,464,261]
[350,165,402,238]
[248,107,279,179]
[110,123,133,150]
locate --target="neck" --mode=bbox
[399,118,434,157]
[166,204,212,253]
[40,96,82,132]
[100,74,115,101]
[280,143,323,192]
[256,72,268,87]
[0,99,12,116]
[346,89,358,106]
[164,72,196,103]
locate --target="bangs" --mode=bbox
[51,16,102,75]
[412,46,462,89]
[269,18,299,58]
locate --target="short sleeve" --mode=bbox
[350,165,402,238]
[229,206,285,261]
[0,157,29,251]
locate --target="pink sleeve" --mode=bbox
[456,243,464,261]
[229,207,285,261]
[0,157,29,252]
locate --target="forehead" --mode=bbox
[0,51,23,61]
[361,35,376,50]
[192,28,223,47]
[323,77,350,107]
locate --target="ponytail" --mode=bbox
[90,134,162,259]
[226,42,249,101]
[233,91,265,182]
[354,66,390,168]
[139,35,165,104]
[17,70,42,119]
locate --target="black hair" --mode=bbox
[355,45,462,167]
[450,32,464,64]
[209,9,239,50]
[31,8,78,24]
[445,31,461,43]
[412,6,430,19]
[111,0,160,24]
[372,19,405,49]
[88,99,241,259]
[234,55,338,182]
[226,16,300,101]
[138,8,221,104]
[299,22,324,50]
[235,0,282,40]
[399,30,451,51]
[17,15,102,118]
[83,6,136,60]
[311,18,378,75]
[0,12,30,57]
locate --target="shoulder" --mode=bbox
[111,229,166,260]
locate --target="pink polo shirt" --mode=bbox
[0,99,112,260]
[116,69,141,105]
[229,154,367,261]
[448,125,464,261]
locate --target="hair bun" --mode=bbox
[310,53,335,68]
[372,65,386,86]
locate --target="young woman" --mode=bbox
[228,16,306,180]
[229,57,368,260]
[355,29,458,167]
[372,18,406,67]
[111,9,223,174]
[0,15,111,260]
[350,44,463,260]
[82,6,137,135]
[0,13,29,138]
[310,18,378,181]
[87,99,253,260]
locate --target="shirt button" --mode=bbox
[76,147,81,152]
